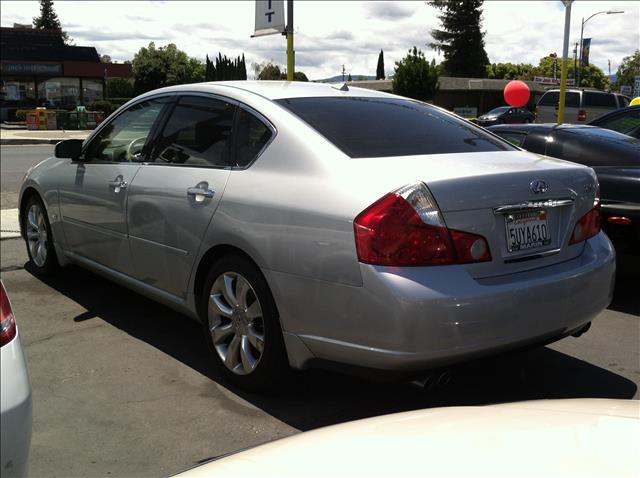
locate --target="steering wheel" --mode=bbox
[126,137,148,162]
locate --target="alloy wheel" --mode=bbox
[26,204,48,267]
[208,271,265,375]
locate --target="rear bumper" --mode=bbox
[0,329,32,478]
[270,232,615,372]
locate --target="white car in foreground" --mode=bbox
[1,281,32,478]
[174,399,640,477]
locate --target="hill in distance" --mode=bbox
[314,74,379,83]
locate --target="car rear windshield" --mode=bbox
[275,97,514,158]
[538,91,580,108]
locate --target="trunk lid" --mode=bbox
[347,151,599,278]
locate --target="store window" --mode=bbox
[0,78,36,107]
[37,77,80,109]
[82,79,104,105]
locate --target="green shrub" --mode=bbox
[88,100,113,114]
[15,109,29,121]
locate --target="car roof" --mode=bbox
[146,80,395,101]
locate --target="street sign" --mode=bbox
[252,0,285,37]
[534,76,575,86]
[581,38,591,67]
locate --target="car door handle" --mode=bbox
[108,177,128,193]
[187,187,215,201]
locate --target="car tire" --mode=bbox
[22,194,59,275]
[200,254,289,391]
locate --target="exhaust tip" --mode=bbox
[571,322,591,338]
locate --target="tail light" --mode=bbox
[569,204,601,245]
[577,110,587,121]
[0,281,17,347]
[354,183,491,266]
[607,216,632,225]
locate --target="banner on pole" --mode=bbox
[581,38,591,67]
[252,0,285,37]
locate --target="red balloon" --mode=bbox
[503,80,530,107]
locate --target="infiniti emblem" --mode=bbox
[530,179,548,194]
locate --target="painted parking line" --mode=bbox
[1,208,20,239]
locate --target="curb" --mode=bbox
[1,138,63,145]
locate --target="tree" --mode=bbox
[292,71,309,82]
[100,55,112,63]
[32,0,71,44]
[392,47,439,101]
[486,62,535,80]
[615,50,640,89]
[257,63,282,80]
[429,0,489,78]
[376,50,385,80]
[254,62,308,81]
[348,73,352,82]
[205,53,247,81]
[132,42,205,94]
[579,64,610,90]
[106,78,134,98]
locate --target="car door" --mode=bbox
[126,94,237,298]
[58,96,172,275]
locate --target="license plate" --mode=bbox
[505,210,551,253]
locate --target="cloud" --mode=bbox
[366,1,416,19]
[327,30,354,41]
[69,29,159,42]
[0,0,637,81]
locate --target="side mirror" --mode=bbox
[55,139,83,160]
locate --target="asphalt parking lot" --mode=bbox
[1,238,638,477]
[1,145,639,477]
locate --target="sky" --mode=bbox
[1,0,638,81]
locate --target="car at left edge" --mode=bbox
[0,280,33,478]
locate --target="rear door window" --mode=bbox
[538,91,579,108]
[583,92,617,108]
[151,95,235,167]
[276,97,513,158]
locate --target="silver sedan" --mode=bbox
[19,81,615,390]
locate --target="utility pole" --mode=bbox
[573,43,578,84]
[557,0,572,125]
[286,0,294,81]
[342,64,346,82]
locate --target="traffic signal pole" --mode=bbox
[286,0,294,81]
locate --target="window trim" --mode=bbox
[136,92,276,170]
[231,103,277,170]
[77,93,177,165]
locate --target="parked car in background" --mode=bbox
[488,123,640,254]
[174,399,640,477]
[0,281,32,478]
[535,88,629,124]
[477,106,535,126]
[587,105,640,139]
[20,82,614,391]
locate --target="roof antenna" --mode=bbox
[332,82,349,91]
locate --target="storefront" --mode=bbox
[0,27,132,120]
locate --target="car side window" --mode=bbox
[583,92,617,108]
[83,98,168,162]
[234,108,273,167]
[151,95,234,168]
[595,110,640,136]
[492,131,526,147]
